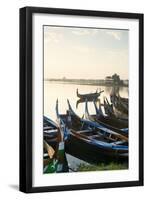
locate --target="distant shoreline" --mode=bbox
[44,79,128,87]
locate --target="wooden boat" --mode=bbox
[118,93,128,104]
[43,116,68,173]
[43,116,62,149]
[85,100,128,136]
[76,88,104,100]
[103,98,114,116]
[103,98,128,122]
[110,93,128,114]
[56,99,128,162]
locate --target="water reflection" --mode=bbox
[44,81,128,122]
[76,98,99,109]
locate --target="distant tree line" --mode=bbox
[45,73,128,86]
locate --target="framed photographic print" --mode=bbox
[19,7,144,193]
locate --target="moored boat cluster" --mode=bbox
[43,89,129,173]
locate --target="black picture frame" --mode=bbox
[19,6,144,193]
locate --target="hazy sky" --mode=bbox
[44,26,129,79]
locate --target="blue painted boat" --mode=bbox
[43,116,69,173]
[85,100,128,136]
[56,99,128,162]
[43,116,61,147]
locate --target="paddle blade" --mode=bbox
[44,140,55,159]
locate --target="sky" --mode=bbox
[44,26,129,80]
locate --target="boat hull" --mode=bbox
[91,115,128,135]
[65,132,128,164]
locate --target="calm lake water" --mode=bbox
[44,81,129,170]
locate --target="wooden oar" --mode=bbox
[43,140,55,159]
